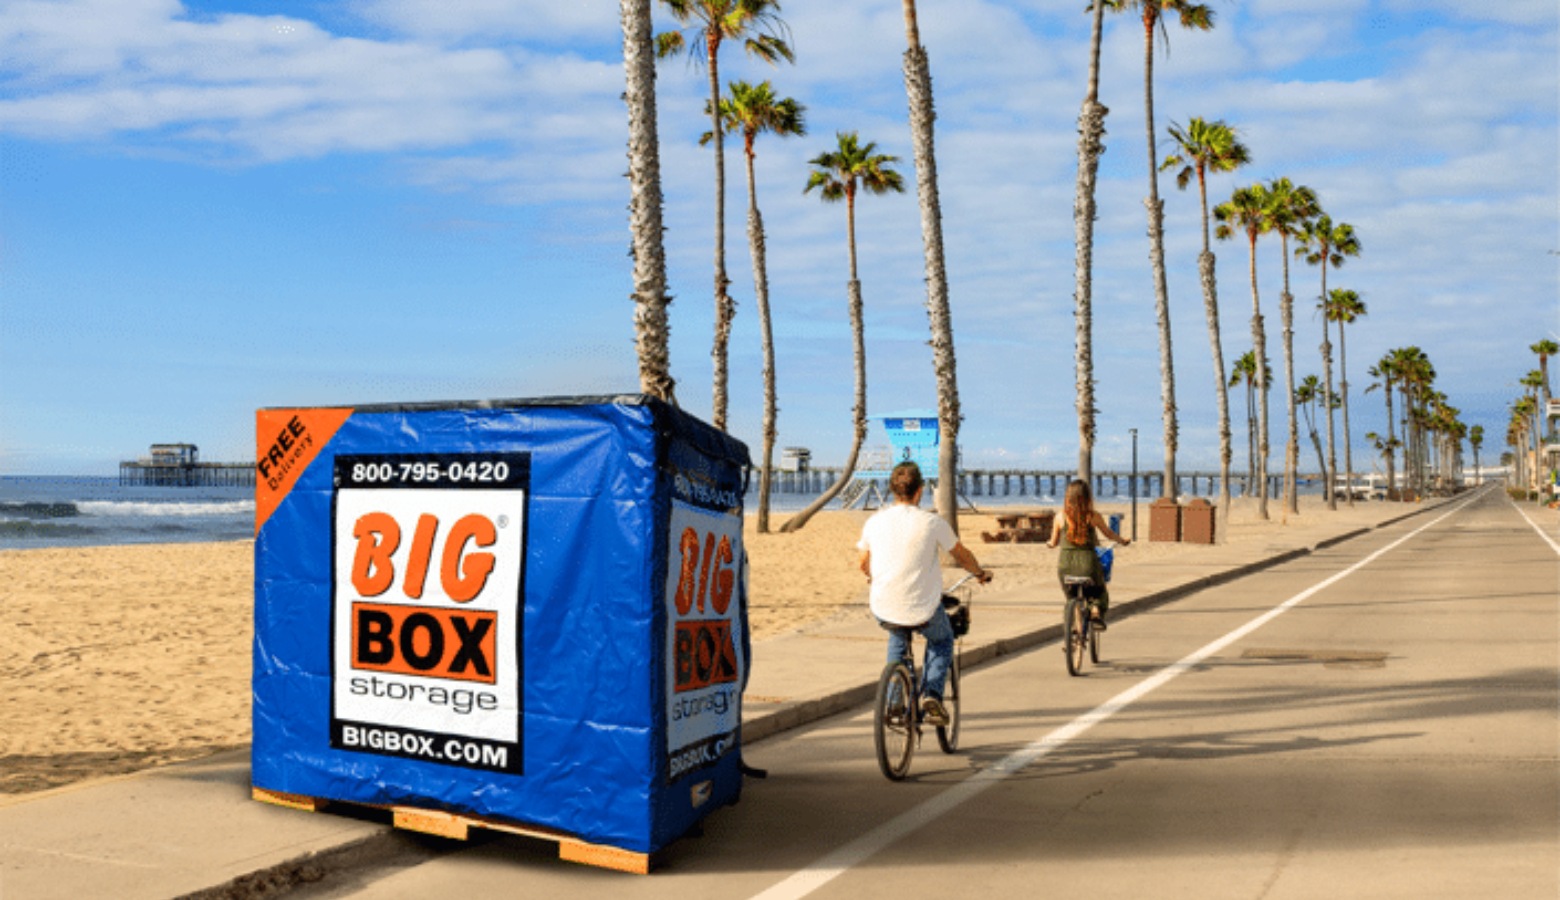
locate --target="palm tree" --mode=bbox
[1392,346,1433,494]
[706,80,805,532]
[621,0,677,402]
[656,0,793,432]
[1507,410,1529,491]
[1296,374,1331,483]
[899,1,964,528]
[1107,0,1215,503]
[1229,350,1264,496]
[1296,213,1361,507]
[781,133,904,533]
[1163,117,1249,529]
[1533,339,1558,408]
[1520,368,1546,490]
[1071,0,1111,485]
[1534,340,1558,479]
[1513,397,1538,492]
[1470,424,1484,485]
[1366,352,1399,498]
[1215,183,1273,518]
[1261,178,1319,515]
[1321,288,1367,505]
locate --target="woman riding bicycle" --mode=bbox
[1047,479,1129,630]
[857,462,992,725]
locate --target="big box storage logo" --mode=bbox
[663,486,745,783]
[330,453,528,775]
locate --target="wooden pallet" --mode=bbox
[252,786,655,874]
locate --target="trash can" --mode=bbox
[1181,497,1216,544]
[251,395,750,869]
[1149,497,1181,542]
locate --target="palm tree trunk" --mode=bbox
[620,0,674,403]
[782,193,864,533]
[1195,169,1232,534]
[1140,17,1177,501]
[1383,376,1397,498]
[1339,319,1355,506]
[781,277,866,533]
[744,145,777,533]
[1248,236,1269,519]
[1246,379,1255,492]
[1320,317,1338,508]
[1279,235,1298,515]
[1072,0,1108,485]
[1309,418,1327,483]
[1320,270,1337,509]
[901,2,962,531]
[1281,289,1298,513]
[1408,395,1417,493]
[706,37,734,432]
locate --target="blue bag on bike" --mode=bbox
[1095,546,1113,583]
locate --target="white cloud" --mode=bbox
[0,0,619,163]
[351,0,616,41]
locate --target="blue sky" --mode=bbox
[1,0,1556,476]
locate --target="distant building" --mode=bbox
[120,443,253,487]
[149,443,200,466]
[779,447,811,473]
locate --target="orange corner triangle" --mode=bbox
[254,408,354,535]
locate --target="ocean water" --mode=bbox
[0,476,255,550]
[0,472,1320,551]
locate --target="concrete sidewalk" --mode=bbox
[0,498,1455,900]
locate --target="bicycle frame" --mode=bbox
[873,574,976,780]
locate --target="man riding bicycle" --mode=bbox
[857,462,992,726]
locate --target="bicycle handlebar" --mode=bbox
[945,572,987,593]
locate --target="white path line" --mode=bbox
[750,495,1480,900]
[1513,500,1560,556]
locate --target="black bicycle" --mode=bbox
[1062,545,1115,676]
[873,574,977,781]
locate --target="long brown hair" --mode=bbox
[1063,479,1093,543]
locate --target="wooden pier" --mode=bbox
[763,467,1294,502]
[119,443,254,488]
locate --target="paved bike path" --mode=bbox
[0,496,1468,900]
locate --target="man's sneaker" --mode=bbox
[920,697,950,726]
[1090,612,1107,632]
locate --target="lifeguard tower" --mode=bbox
[841,411,949,509]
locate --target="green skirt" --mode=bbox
[1057,546,1109,613]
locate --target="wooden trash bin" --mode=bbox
[1149,497,1181,542]
[1181,497,1216,544]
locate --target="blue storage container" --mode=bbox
[251,396,750,860]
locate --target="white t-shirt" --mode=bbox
[856,503,959,626]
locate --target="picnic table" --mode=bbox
[982,509,1055,543]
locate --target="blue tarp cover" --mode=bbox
[252,396,750,853]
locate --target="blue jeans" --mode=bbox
[879,606,955,700]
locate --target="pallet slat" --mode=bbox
[252,786,654,874]
[252,786,324,812]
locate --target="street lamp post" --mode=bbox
[1129,427,1138,542]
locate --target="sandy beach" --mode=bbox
[0,497,1412,797]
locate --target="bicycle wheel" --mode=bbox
[1089,618,1101,664]
[874,662,916,780]
[1064,595,1087,677]
[936,655,961,753]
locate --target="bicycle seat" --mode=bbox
[1062,575,1096,586]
